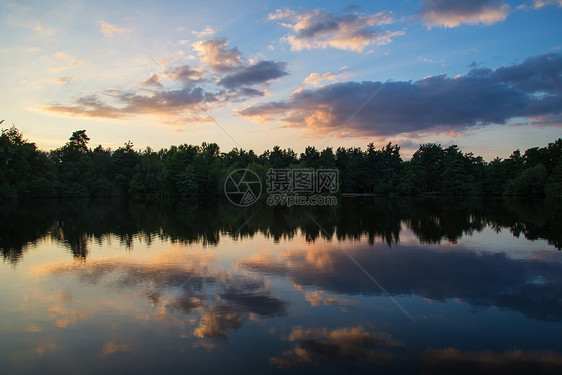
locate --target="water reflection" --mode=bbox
[271,326,402,368]
[0,197,561,374]
[1,197,560,263]
[421,348,562,375]
[241,242,562,321]
[38,255,287,339]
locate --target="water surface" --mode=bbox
[1,198,561,374]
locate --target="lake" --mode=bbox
[1,198,561,374]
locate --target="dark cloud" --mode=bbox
[237,53,562,137]
[235,87,265,98]
[419,0,510,28]
[491,53,562,93]
[219,61,288,89]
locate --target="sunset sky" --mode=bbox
[1,0,561,159]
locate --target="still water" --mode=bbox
[1,198,561,374]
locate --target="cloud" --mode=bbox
[46,94,129,119]
[170,65,206,85]
[237,53,562,138]
[192,38,242,72]
[192,26,215,38]
[533,0,562,8]
[31,23,56,36]
[271,326,401,367]
[98,21,131,37]
[44,36,287,124]
[304,67,355,87]
[219,61,288,89]
[44,87,212,120]
[54,51,70,60]
[142,73,162,87]
[268,8,403,52]
[56,76,74,85]
[47,52,87,72]
[419,0,510,28]
[231,87,265,98]
[492,53,562,93]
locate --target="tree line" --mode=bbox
[2,197,560,263]
[1,126,561,199]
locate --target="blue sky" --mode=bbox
[0,0,561,159]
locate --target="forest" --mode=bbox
[1,126,561,199]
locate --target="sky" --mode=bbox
[0,0,561,160]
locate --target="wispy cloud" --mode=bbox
[31,23,56,36]
[419,0,510,28]
[48,52,87,72]
[303,67,355,87]
[533,0,562,8]
[192,26,215,38]
[56,76,74,85]
[268,8,403,52]
[54,51,70,60]
[98,21,131,37]
[44,88,212,120]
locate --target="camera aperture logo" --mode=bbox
[224,169,262,207]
